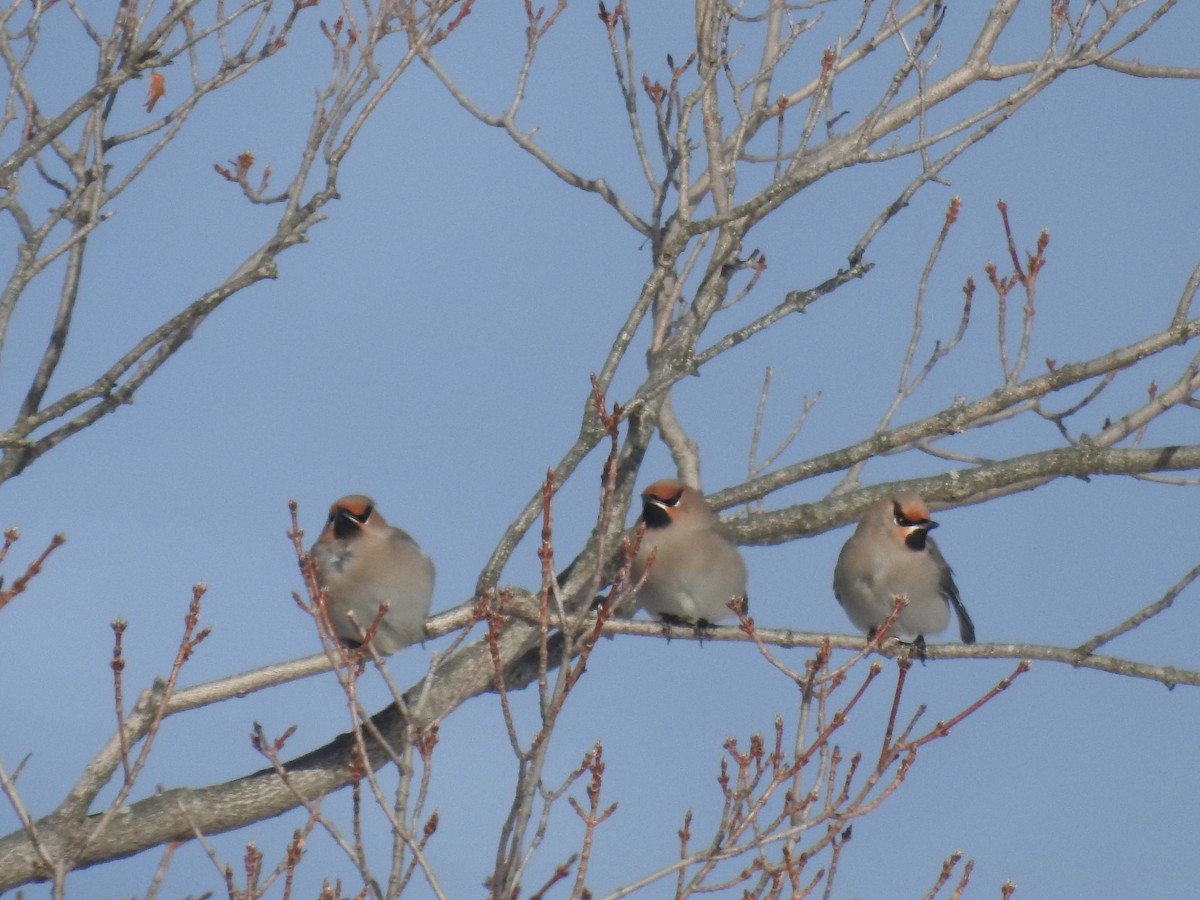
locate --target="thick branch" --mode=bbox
[726,444,1200,544]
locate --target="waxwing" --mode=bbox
[309,494,435,654]
[832,493,975,644]
[631,479,748,626]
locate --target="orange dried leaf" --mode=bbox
[236,151,255,179]
[145,71,166,113]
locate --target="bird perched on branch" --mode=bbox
[632,479,748,627]
[833,492,975,644]
[309,494,434,654]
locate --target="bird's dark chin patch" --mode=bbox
[905,529,929,551]
[642,503,672,529]
[333,512,366,541]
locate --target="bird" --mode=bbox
[631,479,748,626]
[833,492,975,644]
[309,494,435,654]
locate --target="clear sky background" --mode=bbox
[2,2,1199,897]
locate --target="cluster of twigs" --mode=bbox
[0,0,475,484]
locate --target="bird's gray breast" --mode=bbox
[318,542,355,575]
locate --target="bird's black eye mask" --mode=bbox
[893,500,935,551]
[892,500,933,530]
[332,504,372,540]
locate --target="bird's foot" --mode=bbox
[911,634,929,665]
[658,614,715,644]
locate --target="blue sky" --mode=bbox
[2,2,1199,896]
